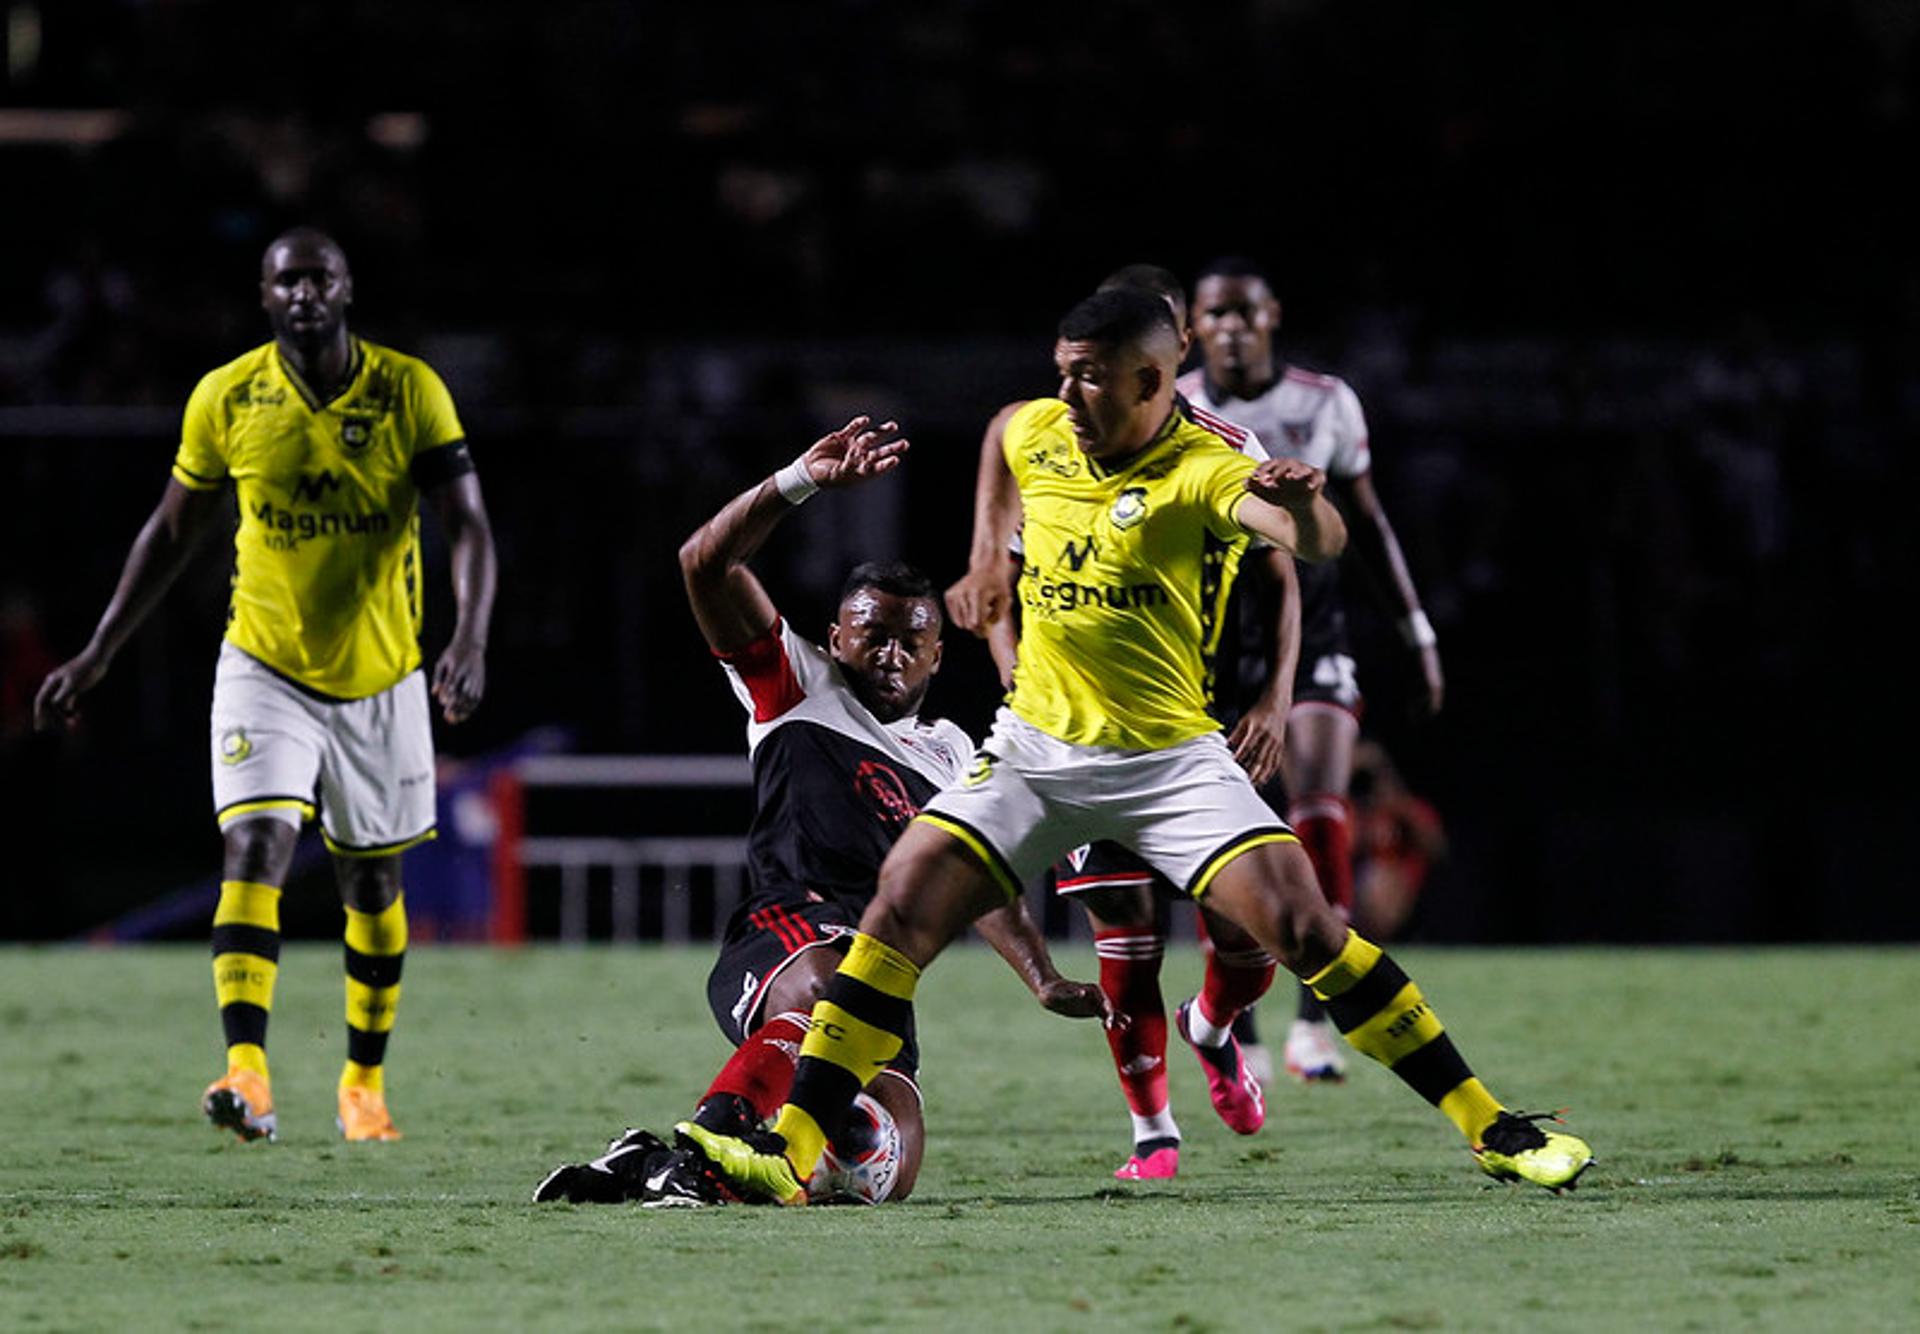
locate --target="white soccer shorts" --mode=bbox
[918,708,1296,900]
[209,642,437,857]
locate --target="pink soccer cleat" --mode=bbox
[1176,999,1266,1135]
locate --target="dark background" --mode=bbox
[3,1,1917,941]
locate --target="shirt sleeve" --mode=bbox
[1190,441,1260,540]
[171,371,229,491]
[405,360,467,458]
[716,617,809,723]
[1327,379,1372,479]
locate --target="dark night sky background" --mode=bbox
[3,1,1916,941]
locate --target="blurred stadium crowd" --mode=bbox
[3,1,1917,940]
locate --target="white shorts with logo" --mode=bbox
[918,708,1296,900]
[209,642,437,857]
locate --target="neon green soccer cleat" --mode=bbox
[1474,1110,1594,1192]
[673,1121,808,1207]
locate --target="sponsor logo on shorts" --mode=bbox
[399,771,431,788]
[962,751,996,789]
[218,728,253,765]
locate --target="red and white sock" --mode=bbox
[1196,916,1276,1038]
[1095,926,1170,1119]
[702,1010,809,1123]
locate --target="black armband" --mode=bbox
[411,439,477,487]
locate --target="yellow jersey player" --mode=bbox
[678,288,1593,1204]
[35,228,498,1145]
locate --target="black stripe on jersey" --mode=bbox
[1390,1033,1474,1107]
[211,924,282,962]
[221,1002,269,1047]
[344,945,405,988]
[411,439,476,488]
[1198,530,1235,705]
[1322,954,1414,1033]
[174,464,225,486]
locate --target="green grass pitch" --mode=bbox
[2,943,1917,1331]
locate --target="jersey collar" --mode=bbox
[274,337,366,412]
[1083,402,1180,480]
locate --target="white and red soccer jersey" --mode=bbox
[718,618,972,908]
[1176,365,1370,481]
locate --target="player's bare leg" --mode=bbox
[1202,842,1592,1188]
[1278,702,1360,1082]
[204,816,298,1141]
[334,852,406,1141]
[681,822,1011,1203]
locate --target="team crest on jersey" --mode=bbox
[1283,421,1314,448]
[854,759,918,831]
[218,728,253,766]
[339,416,377,452]
[1109,487,1148,531]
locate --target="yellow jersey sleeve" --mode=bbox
[405,360,466,457]
[172,370,230,491]
[1187,441,1259,541]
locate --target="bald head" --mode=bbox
[261,227,353,351]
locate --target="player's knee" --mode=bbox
[334,855,402,913]
[221,817,297,883]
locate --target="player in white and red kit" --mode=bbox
[1181,256,1445,1084]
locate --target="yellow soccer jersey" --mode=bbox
[1004,398,1259,750]
[171,338,465,699]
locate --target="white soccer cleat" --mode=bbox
[1284,1017,1348,1084]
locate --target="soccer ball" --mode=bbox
[808,1092,902,1205]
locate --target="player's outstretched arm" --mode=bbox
[34,479,226,731]
[974,896,1122,1027]
[1237,459,1348,563]
[422,471,498,724]
[945,401,1025,638]
[679,416,909,654]
[1224,548,1301,786]
[1338,472,1444,716]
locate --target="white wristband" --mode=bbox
[1399,610,1438,649]
[773,456,819,505]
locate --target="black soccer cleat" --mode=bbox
[532,1127,674,1204]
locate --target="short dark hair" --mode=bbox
[841,560,940,613]
[1194,255,1273,289]
[1098,263,1187,318]
[1057,288,1178,347]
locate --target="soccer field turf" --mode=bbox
[2,944,1915,1332]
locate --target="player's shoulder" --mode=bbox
[1181,398,1253,451]
[1282,363,1360,406]
[908,716,974,778]
[1007,397,1068,437]
[1174,367,1206,398]
[196,342,276,391]
[355,338,442,386]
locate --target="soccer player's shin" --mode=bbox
[700,1011,810,1127]
[1306,929,1499,1140]
[339,895,406,1141]
[211,880,281,1077]
[775,933,919,1179]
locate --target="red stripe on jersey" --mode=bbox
[718,618,806,723]
[771,904,817,946]
[1188,404,1248,446]
[1282,365,1337,388]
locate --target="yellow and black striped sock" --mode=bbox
[211,880,281,1078]
[341,895,407,1092]
[1307,929,1504,1144]
[772,933,920,1175]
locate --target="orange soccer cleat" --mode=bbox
[337,1084,403,1142]
[203,1068,278,1143]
